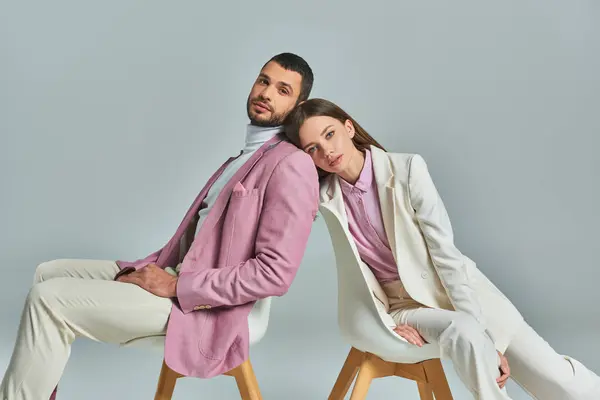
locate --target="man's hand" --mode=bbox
[117,263,178,298]
[497,350,510,389]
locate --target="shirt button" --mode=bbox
[421,272,429,279]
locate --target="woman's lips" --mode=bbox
[329,154,343,167]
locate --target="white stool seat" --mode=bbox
[123,297,271,351]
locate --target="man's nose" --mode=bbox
[259,85,274,102]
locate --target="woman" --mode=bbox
[284,98,600,399]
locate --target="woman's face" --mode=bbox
[298,115,358,174]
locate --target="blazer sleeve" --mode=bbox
[407,154,497,344]
[176,151,320,313]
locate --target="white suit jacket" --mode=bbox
[319,145,523,353]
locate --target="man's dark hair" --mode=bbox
[266,52,314,103]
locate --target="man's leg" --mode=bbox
[33,258,121,283]
[394,307,511,399]
[504,321,600,400]
[0,259,172,400]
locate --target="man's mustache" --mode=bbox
[251,98,273,112]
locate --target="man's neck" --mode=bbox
[243,124,283,154]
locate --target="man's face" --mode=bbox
[246,61,303,127]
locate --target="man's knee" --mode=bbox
[33,259,68,284]
[26,279,62,309]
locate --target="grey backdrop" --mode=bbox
[2,1,599,399]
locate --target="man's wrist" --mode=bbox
[169,277,179,298]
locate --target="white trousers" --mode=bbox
[2,259,599,400]
[393,307,600,399]
[0,259,172,400]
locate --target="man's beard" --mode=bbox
[246,96,286,127]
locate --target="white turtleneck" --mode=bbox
[194,124,283,237]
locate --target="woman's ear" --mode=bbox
[345,119,356,139]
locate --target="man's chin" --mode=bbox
[249,116,281,128]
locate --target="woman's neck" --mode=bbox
[338,148,365,185]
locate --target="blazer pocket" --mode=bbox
[198,310,242,360]
[231,182,259,198]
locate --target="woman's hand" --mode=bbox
[393,324,427,347]
[497,351,510,389]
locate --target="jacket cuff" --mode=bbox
[175,272,201,314]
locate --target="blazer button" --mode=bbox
[205,305,212,309]
[193,305,202,311]
[421,271,429,279]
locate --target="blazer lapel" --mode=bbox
[319,175,348,229]
[370,146,401,266]
[320,174,390,308]
[157,152,240,266]
[192,136,283,254]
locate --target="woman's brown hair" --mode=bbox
[284,98,386,179]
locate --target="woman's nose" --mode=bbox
[321,144,333,157]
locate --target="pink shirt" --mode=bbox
[339,150,400,284]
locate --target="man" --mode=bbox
[0,52,319,400]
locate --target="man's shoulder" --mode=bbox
[257,138,318,190]
[263,137,312,167]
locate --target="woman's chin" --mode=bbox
[318,164,337,175]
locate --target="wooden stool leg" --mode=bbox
[423,359,453,400]
[349,355,379,400]
[328,347,364,400]
[154,359,182,400]
[417,382,434,400]
[226,359,263,400]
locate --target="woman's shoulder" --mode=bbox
[370,146,419,161]
[371,147,424,173]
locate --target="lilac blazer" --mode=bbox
[115,136,319,378]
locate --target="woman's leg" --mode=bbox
[394,307,511,399]
[504,321,600,400]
